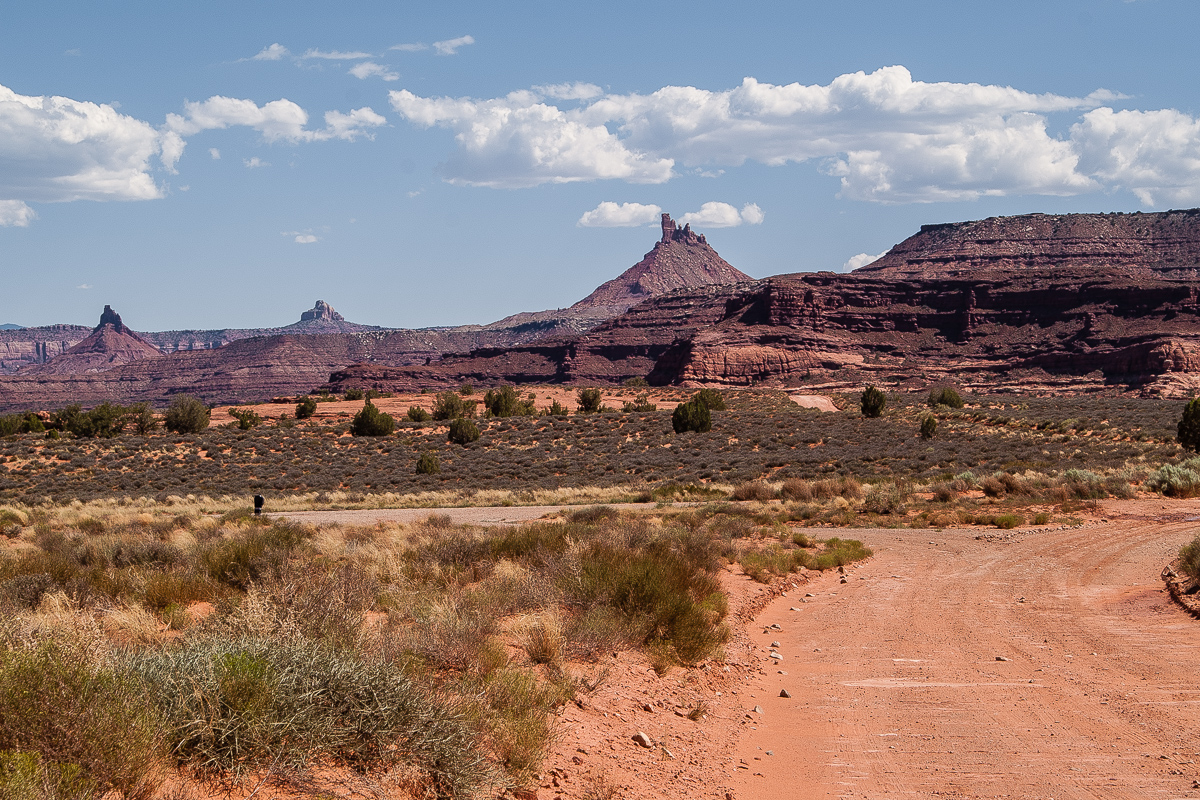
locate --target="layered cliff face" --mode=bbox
[861,209,1200,277]
[322,265,1200,397]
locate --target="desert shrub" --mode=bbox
[229,408,261,430]
[693,388,726,412]
[0,641,163,799]
[860,386,886,418]
[128,403,156,435]
[920,415,937,439]
[128,636,486,793]
[519,613,563,667]
[484,386,535,418]
[928,387,964,409]
[863,481,910,514]
[812,476,862,500]
[980,475,1007,497]
[1060,468,1104,499]
[1147,463,1200,497]
[350,400,394,437]
[432,391,473,421]
[576,388,603,414]
[197,522,313,590]
[458,383,474,396]
[672,398,711,434]
[407,406,432,422]
[731,481,775,502]
[993,513,1024,529]
[543,400,569,417]
[571,536,727,666]
[564,606,630,661]
[780,479,813,501]
[623,377,649,388]
[448,418,480,446]
[1179,398,1200,451]
[621,394,657,412]
[295,396,317,419]
[809,537,873,569]
[1179,535,1200,582]
[343,388,364,401]
[50,403,130,439]
[163,395,210,434]
[416,452,441,475]
[929,482,957,503]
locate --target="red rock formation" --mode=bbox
[22,306,161,375]
[571,213,751,315]
[860,209,1200,277]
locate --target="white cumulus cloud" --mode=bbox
[841,251,889,272]
[252,43,289,61]
[164,96,386,159]
[0,200,35,227]
[243,156,268,168]
[433,35,474,55]
[535,82,603,101]
[294,234,317,243]
[389,89,673,187]
[209,148,220,159]
[0,83,164,205]
[301,49,372,60]
[679,202,764,228]
[389,66,1200,205]
[578,201,662,227]
[349,62,399,81]
[390,42,428,52]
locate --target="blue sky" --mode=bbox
[2,0,1198,330]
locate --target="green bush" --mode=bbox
[197,521,312,590]
[622,394,657,412]
[860,386,886,418]
[163,395,210,434]
[343,388,364,401]
[543,400,569,417]
[0,642,163,799]
[920,415,937,439]
[416,452,441,475]
[128,403,156,435]
[623,377,649,388]
[1179,398,1200,451]
[484,385,535,418]
[448,418,480,446]
[51,403,131,438]
[576,388,603,414]
[458,383,474,396]
[928,387,964,409]
[349,400,394,437]
[693,388,726,412]
[1179,535,1200,582]
[128,636,487,794]
[1147,463,1200,498]
[432,391,473,421]
[229,408,261,430]
[671,398,711,433]
[407,405,432,422]
[295,396,317,419]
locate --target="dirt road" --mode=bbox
[733,506,1200,799]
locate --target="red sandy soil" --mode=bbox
[198,498,1200,799]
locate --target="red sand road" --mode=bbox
[732,506,1200,799]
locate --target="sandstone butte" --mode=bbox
[3,208,1200,412]
[0,214,752,411]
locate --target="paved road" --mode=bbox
[732,505,1200,799]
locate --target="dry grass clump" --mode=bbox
[738,536,873,583]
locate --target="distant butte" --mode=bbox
[21,305,161,376]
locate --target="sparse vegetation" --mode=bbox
[349,400,394,437]
[928,387,964,409]
[295,395,317,419]
[1179,398,1200,452]
[448,418,481,445]
[163,395,210,434]
[672,397,711,434]
[229,408,261,430]
[920,414,937,439]
[576,388,603,414]
[1179,534,1200,582]
[416,451,440,474]
[861,386,886,418]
